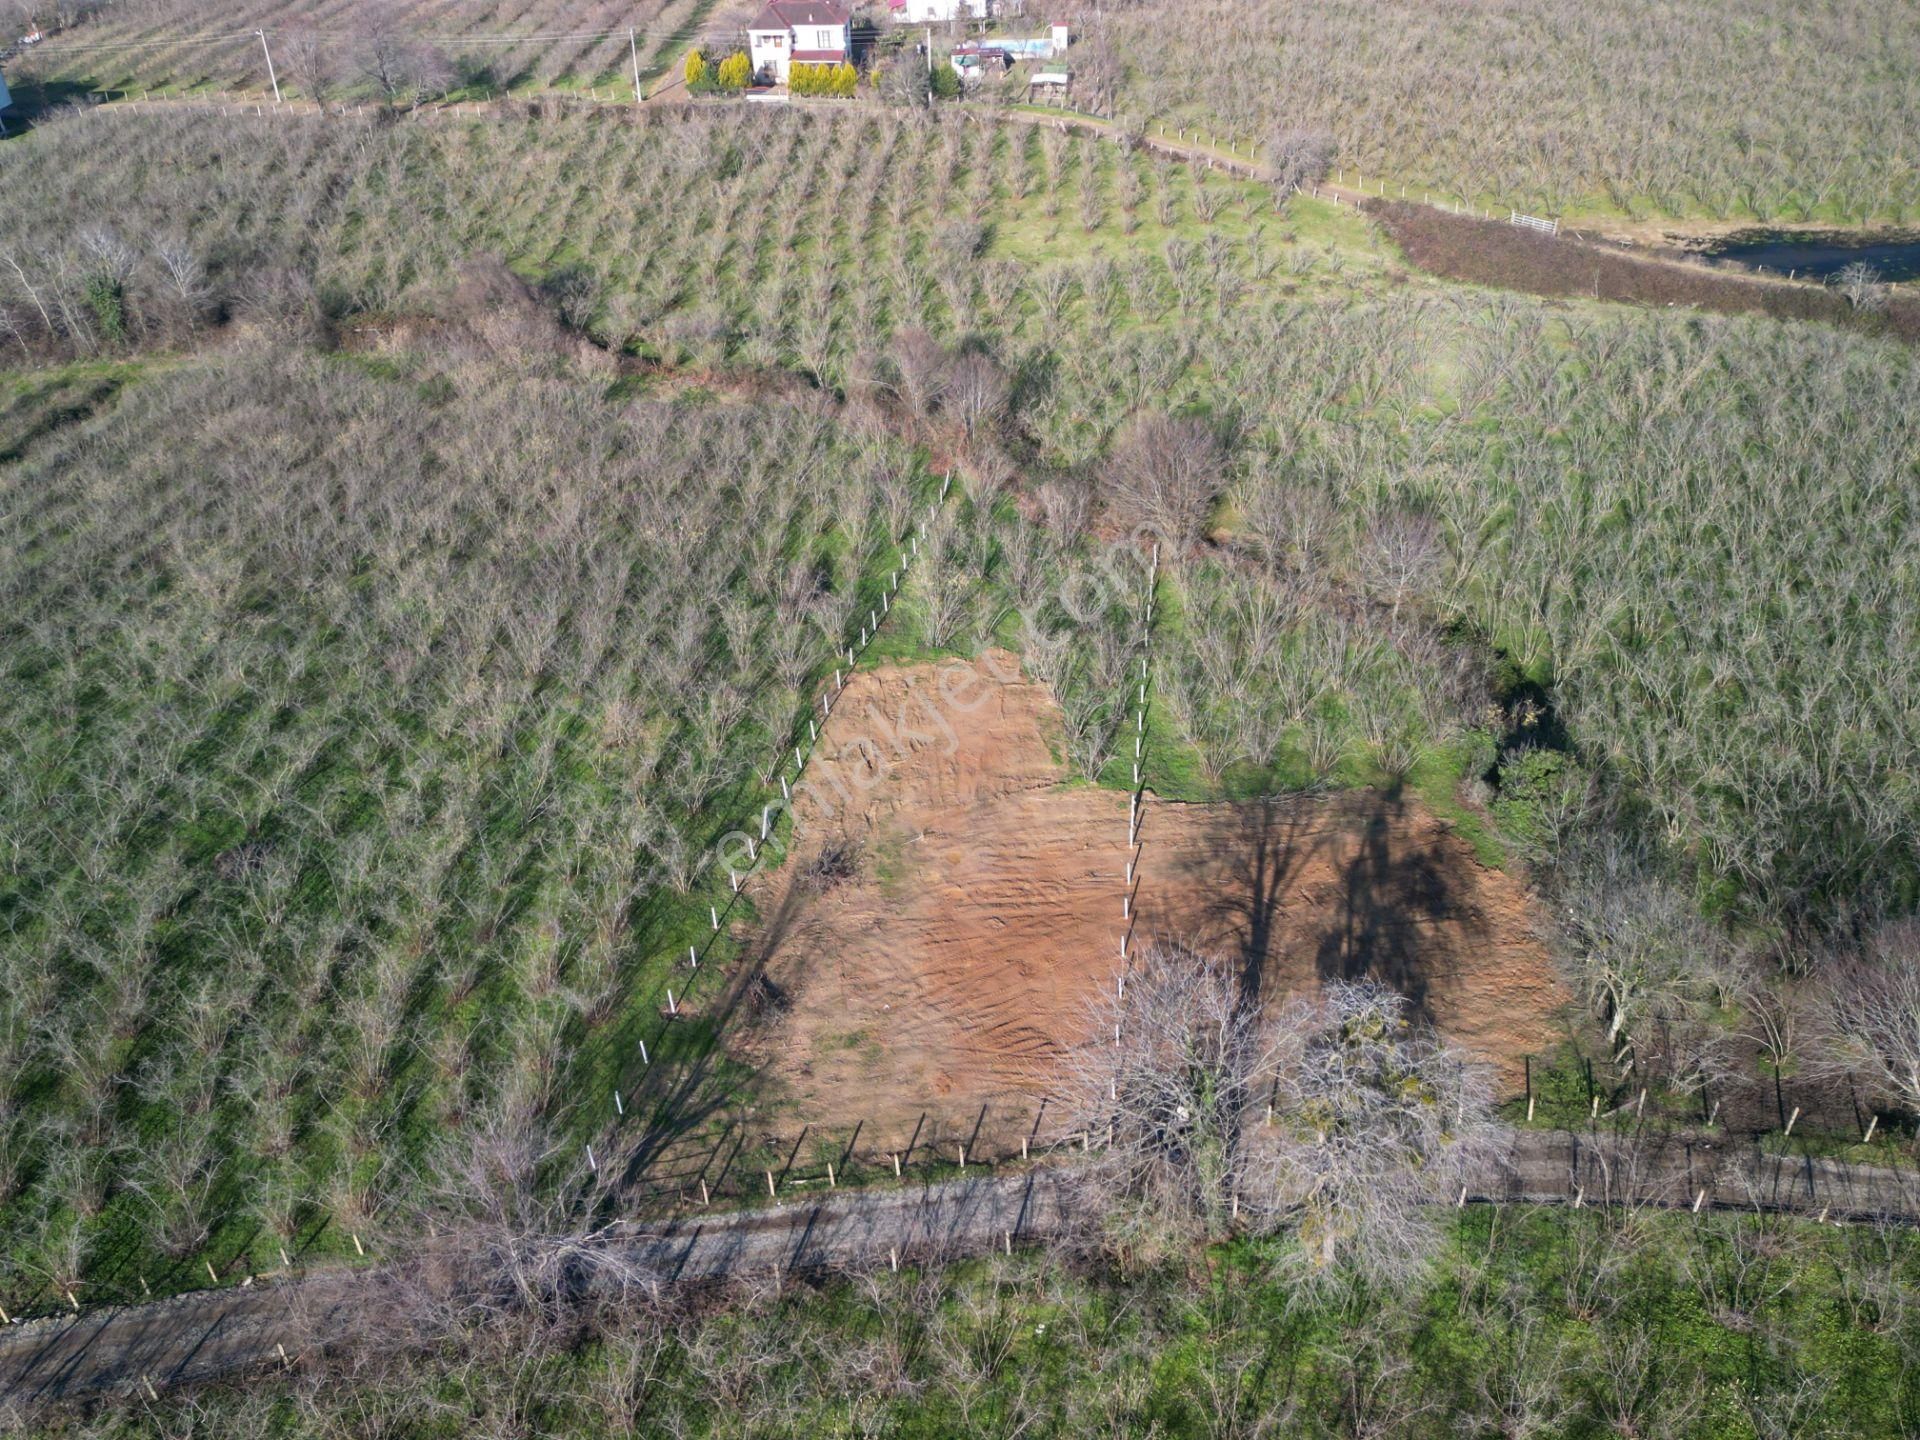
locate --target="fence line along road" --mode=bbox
[4,1129,1917,1409]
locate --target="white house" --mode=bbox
[748,0,851,84]
[891,0,990,24]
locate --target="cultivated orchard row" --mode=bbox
[21,0,1920,221]
[1096,0,1920,222]
[9,105,1914,959]
[12,104,1917,955]
[1,0,709,101]
[0,312,1191,1315]
[0,106,1337,364]
[4,99,1919,1305]
[0,347,944,1316]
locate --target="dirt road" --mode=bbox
[5,1132,1915,1410]
[0,1169,1075,1408]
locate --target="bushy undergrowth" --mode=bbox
[1098,0,1920,220]
[31,1210,1920,1436]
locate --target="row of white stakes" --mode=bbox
[617,474,956,1192]
[1115,544,1158,1047]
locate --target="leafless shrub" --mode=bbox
[1830,259,1890,314]
[802,834,863,893]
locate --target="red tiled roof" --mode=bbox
[791,48,847,61]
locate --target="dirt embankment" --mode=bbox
[1367,199,1920,344]
[737,652,1566,1152]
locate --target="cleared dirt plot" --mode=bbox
[739,653,1565,1152]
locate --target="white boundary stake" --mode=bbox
[625,474,952,1149]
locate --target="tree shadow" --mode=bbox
[1311,790,1461,1025]
[1177,795,1325,1010]
[1175,790,1471,1027]
[607,864,825,1204]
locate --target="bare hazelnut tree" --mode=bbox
[1102,412,1224,552]
[1263,980,1502,1295]
[1068,942,1500,1293]
[1812,916,1920,1119]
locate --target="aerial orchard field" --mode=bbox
[0,101,1916,1368]
[1,0,711,99]
[0,344,943,1301]
[1095,0,1920,221]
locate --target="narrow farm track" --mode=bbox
[4,1132,1916,1409]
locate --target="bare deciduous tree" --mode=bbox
[944,350,1008,440]
[1830,260,1890,314]
[1102,411,1224,551]
[1070,941,1498,1292]
[1813,917,1920,1118]
[281,30,336,105]
[360,11,451,108]
[1263,980,1501,1294]
[1066,941,1280,1254]
[888,326,949,421]
[1267,126,1336,196]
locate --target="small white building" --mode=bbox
[890,0,990,24]
[748,0,851,84]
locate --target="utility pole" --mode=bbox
[256,29,281,104]
[629,27,642,103]
[926,24,932,107]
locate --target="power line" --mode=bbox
[28,27,639,53]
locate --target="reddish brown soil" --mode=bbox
[1367,198,1920,344]
[739,652,1567,1152]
